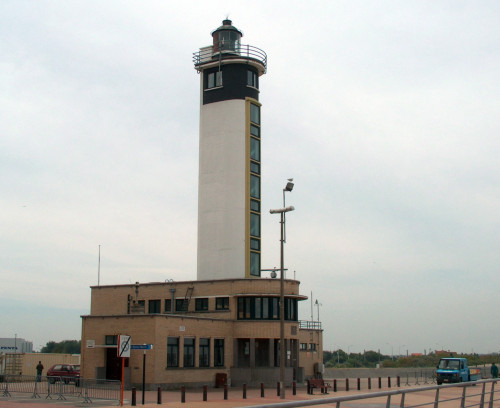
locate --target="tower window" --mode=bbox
[250,124,260,138]
[247,70,258,88]
[250,238,260,251]
[250,175,260,199]
[250,138,260,161]
[250,199,260,212]
[250,213,260,237]
[250,252,260,276]
[250,103,260,124]
[207,71,223,89]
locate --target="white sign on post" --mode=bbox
[117,335,131,358]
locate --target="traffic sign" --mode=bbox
[131,344,153,350]
[117,335,131,357]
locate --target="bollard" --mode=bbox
[203,385,207,401]
[157,387,162,404]
[293,381,296,396]
[397,376,400,387]
[243,383,247,399]
[357,378,360,391]
[368,377,371,390]
[388,376,391,388]
[224,384,228,400]
[132,387,137,406]
[346,378,349,391]
[333,379,337,392]
[277,381,280,396]
[261,382,264,398]
[181,386,185,403]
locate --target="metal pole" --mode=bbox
[280,211,285,399]
[142,351,146,404]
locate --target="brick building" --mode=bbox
[81,279,323,388]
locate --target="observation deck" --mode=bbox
[193,43,267,74]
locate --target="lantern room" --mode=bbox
[212,19,242,53]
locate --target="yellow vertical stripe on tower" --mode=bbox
[245,97,261,278]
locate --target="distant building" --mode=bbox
[0,337,33,353]
[80,19,324,389]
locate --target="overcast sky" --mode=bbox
[2,1,500,355]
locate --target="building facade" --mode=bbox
[81,279,322,388]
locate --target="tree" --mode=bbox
[41,340,81,354]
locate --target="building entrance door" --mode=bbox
[106,348,122,380]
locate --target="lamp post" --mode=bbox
[270,204,295,399]
[314,299,322,322]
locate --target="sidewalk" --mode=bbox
[0,385,387,407]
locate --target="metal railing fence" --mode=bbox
[243,379,499,408]
[0,374,120,404]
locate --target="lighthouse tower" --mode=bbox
[193,20,267,280]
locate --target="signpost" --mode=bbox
[117,335,131,406]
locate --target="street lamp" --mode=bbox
[314,299,322,322]
[282,179,293,249]
[270,203,295,399]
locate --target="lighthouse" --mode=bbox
[193,20,267,280]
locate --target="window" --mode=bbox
[148,299,161,314]
[250,238,260,251]
[195,298,209,311]
[214,339,224,367]
[247,70,258,88]
[250,124,260,138]
[300,343,308,351]
[175,299,188,312]
[237,296,294,320]
[199,338,210,367]
[250,199,260,212]
[250,161,260,174]
[250,213,260,237]
[309,343,317,352]
[164,299,172,313]
[250,138,260,161]
[183,338,195,368]
[250,103,260,125]
[250,174,260,199]
[167,337,179,367]
[105,335,117,346]
[216,297,229,310]
[250,252,260,276]
[207,71,222,89]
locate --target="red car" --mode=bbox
[46,364,80,385]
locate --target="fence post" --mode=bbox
[203,385,208,401]
[388,376,391,388]
[357,378,360,391]
[368,377,371,390]
[346,378,349,391]
[181,386,185,403]
[334,379,337,392]
[488,381,496,408]
[378,377,382,389]
[157,386,162,404]
[131,387,136,406]
[293,381,296,395]
[261,382,264,398]
[277,381,280,396]
[397,376,400,387]
[243,383,247,399]
[224,384,228,400]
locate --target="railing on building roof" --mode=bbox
[193,44,267,73]
[299,320,322,330]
